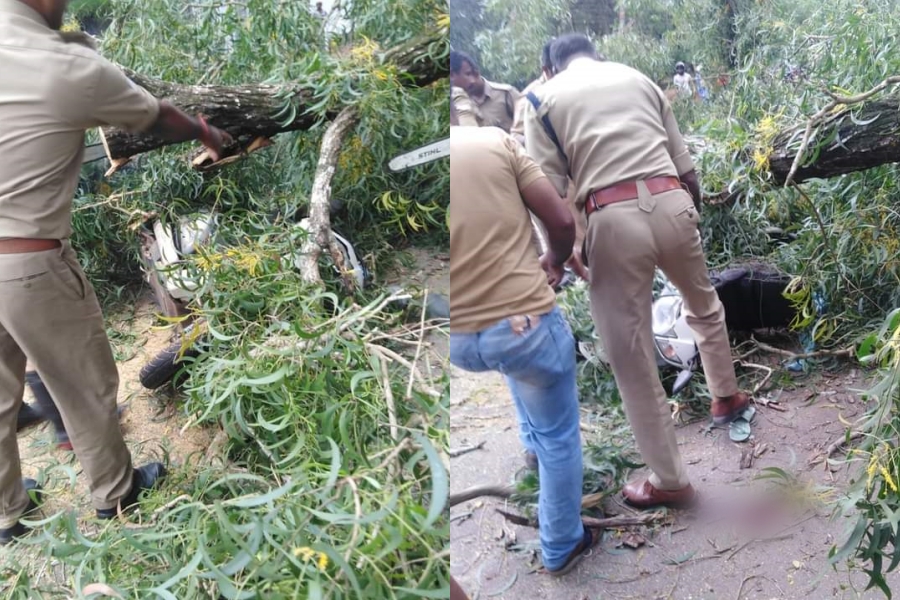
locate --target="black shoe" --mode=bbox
[96,462,167,520]
[16,403,46,431]
[0,479,42,545]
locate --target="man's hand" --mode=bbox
[565,245,590,281]
[540,253,566,288]
[198,119,233,162]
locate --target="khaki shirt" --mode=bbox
[463,79,520,133]
[509,73,547,140]
[451,87,479,127]
[0,0,160,240]
[524,58,694,211]
[450,126,556,333]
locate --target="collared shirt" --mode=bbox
[450,126,556,333]
[451,86,479,127]
[509,73,547,140]
[524,58,695,211]
[468,78,520,133]
[0,0,160,240]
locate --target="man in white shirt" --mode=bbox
[673,62,693,97]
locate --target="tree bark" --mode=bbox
[768,96,900,184]
[297,107,359,290]
[100,27,446,161]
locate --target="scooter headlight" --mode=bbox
[656,340,680,361]
[652,295,683,337]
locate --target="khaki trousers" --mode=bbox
[585,184,738,490]
[0,241,132,526]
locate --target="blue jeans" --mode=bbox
[451,306,584,570]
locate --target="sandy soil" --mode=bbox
[450,361,900,599]
[14,295,215,520]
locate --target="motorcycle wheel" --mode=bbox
[139,339,201,390]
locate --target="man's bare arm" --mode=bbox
[679,169,702,212]
[147,100,231,161]
[521,178,575,267]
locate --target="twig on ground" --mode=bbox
[367,343,440,398]
[450,484,516,507]
[736,360,776,397]
[495,508,667,530]
[810,430,864,465]
[405,288,429,400]
[449,440,486,458]
[379,358,399,444]
[751,336,854,361]
[727,514,818,560]
[449,485,614,510]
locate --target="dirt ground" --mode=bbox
[13,296,218,521]
[451,360,900,599]
[12,244,449,524]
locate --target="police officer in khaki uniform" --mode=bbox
[0,0,230,543]
[450,86,479,127]
[511,40,588,280]
[525,34,750,509]
[450,50,520,132]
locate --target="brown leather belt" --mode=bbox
[585,176,683,217]
[0,238,61,254]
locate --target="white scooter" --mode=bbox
[574,265,797,395]
[574,272,698,395]
[137,211,369,388]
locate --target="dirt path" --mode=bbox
[451,363,898,599]
[15,295,215,520]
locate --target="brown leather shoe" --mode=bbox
[622,479,697,509]
[711,391,751,425]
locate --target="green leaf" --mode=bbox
[830,514,868,565]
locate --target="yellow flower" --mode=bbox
[292,546,329,572]
[350,36,379,64]
[867,450,880,492]
[880,466,898,493]
[293,546,316,561]
[751,147,770,172]
[195,251,224,272]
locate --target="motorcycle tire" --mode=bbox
[139,339,201,390]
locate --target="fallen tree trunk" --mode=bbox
[768,94,900,184]
[100,27,446,162]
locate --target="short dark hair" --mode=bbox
[450,50,478,74]
[541,40,554,70]
[551,34,597,70]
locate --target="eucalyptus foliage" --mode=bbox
[68,0,448,305]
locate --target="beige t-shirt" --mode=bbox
[450,126,556,333]
[0,0,160,240]
[524,58,695,211]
